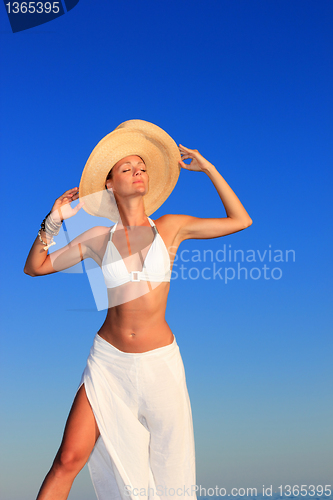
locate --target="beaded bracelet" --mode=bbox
[37,229,56,251]
[40,211,51,233]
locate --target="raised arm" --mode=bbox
[174,145,252,242]
[24,187,87,276]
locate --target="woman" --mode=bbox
[24,120,252,500]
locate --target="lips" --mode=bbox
[133,180,144,184]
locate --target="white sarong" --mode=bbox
[78,333,196,500]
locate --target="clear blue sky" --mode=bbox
[0,1,332,500]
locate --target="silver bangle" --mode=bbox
[44,212,62,236]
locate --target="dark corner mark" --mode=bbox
[63,0,80,12]
[2,0,80,33]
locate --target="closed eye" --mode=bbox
[122,168,146,173]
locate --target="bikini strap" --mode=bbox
[109,222,118,242]
[148,217,158,235]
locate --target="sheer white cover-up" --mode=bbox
[77,333,196,500]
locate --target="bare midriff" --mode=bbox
[97,281,174,353]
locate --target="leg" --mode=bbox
[36,384,100,500]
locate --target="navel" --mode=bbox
[130,333,136,337]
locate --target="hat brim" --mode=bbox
[79,121,181,221]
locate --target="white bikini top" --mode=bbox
[101,217,171,289]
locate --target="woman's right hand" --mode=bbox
[50,187,85,223]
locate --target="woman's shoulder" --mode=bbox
[152,214,189,242]
[152,213,189,230]
[153,213,188,224]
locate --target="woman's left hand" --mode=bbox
[178,145,215,173]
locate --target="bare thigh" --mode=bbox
[54,384,100,468]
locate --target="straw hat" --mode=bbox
[79,119,181,221]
